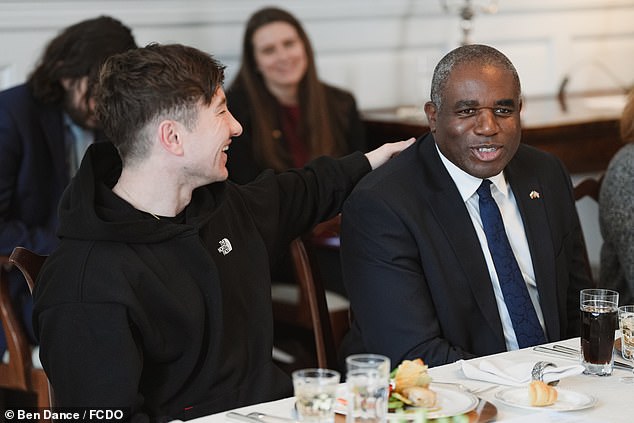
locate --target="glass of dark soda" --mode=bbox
[580,289,619,376]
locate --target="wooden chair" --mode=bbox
[573,175,604,286]
[272,215,349,369]
[9,247,47,294]
[0,247,51,417]
[573,176,603,203]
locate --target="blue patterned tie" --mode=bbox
[477,179,546,348]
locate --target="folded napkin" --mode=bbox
[459,358,585,386]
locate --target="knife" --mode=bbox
[227,412,263,423]
[246,412,298,423]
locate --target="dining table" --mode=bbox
[186,336,632,423]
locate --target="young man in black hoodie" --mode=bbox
[32,43,413,421]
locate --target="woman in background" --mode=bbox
[599,89,634,303]
[227,6,366,184]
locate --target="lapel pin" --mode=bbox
[529,190,540,199]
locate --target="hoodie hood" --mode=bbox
[57,142,222,244]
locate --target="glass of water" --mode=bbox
[292,368,341,423]
[618,305,634,383]
[345,354,391,423]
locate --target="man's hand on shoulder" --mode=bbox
[365,137,415,170]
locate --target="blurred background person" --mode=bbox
[226,7,367,369]
[0,15,136,358]
[226,6,367,184]
[599,89,634,303]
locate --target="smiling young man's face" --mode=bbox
[425,62,522,179]
[181,88,243,185]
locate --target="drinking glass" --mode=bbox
[580,288,619,376]
[292,368,341,423]
[618,305,634,383]
[345,354,390,423]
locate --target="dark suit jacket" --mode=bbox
[340,133,591,368]
[0,83,69,255]
[0,83,102,351]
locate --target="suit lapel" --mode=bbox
[505,158,559,340]
[420,136,506,343]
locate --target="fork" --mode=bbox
[533,344,634,370]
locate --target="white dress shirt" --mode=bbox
[435,144,546,350]
[64,114,94,177]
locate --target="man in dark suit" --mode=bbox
[340,44,591,368]
[0,16,136,355]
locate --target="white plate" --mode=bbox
[335,385,479,420]
[494,387,597,411]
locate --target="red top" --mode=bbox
[280,104,309,168]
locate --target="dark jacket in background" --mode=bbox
[0,84,69,352]
[226,82,367,184]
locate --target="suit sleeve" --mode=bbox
[555,160,593,337]
[0,98,59,255]
[341,187,476,367]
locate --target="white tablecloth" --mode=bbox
[188,337,633,423]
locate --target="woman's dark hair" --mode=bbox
[27,15,137,105]
[231,7,346,171]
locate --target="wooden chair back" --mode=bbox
[0,247,52,417]
[273,215,349,369]
[9,247,47,294]
[573,175,604,286]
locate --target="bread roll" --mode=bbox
[528,380,558,406]
[401,386,437,408]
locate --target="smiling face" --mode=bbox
[252,21,308,95]
[182,88,243,184]
[425,62,522,179]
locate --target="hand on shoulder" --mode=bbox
[365,137,416,170]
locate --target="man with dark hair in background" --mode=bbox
[0,15,137,357]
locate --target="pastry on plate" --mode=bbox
[528,380,558,406]
[400,386,437,408]
[392,359,436,408]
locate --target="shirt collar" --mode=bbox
[434,143,509,202]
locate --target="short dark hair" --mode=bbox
[27,15,136,105]
[430,44,521,111]
[95,43,226,163]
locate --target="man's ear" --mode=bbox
[424,101,438,133]
[158,120,184,156]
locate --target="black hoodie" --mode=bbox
[33,142,370,421]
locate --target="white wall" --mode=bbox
[1,0,631,272]
[1,0,633,109]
